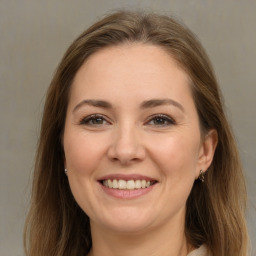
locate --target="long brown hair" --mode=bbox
[24,11,248,256]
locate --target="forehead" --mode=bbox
[66,43,200,129]
[81,43,185,75]
[71,43,191,98]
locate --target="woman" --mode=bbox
[24,11,249,256]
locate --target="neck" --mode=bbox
[88,213,190,256]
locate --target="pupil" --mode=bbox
[93,118,103,124]
[155,118,164,124]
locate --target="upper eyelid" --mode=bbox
[79,114,111,124]
[82,114,105,120]
[146,113,175,122]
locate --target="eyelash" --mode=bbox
[79,114,109,126]
[146,114,175,127]
[79,114,175,127]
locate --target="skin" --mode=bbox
[63,43,217,256]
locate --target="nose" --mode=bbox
[107,124,146,165]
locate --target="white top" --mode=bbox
[187,245,209,256]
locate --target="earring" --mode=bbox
[199,170,205,182]
[64,168,68,176]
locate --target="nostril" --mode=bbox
[106,135,146,164]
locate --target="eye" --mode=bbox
[146,114,175,127]
[80,114,110,126]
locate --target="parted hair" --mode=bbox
[24,11,248,256]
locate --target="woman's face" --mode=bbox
[63,44,214,233]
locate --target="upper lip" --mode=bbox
[98,174,157,182]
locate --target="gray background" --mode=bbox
[0,0,255,255]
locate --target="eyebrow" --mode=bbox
[72,100,112,113]
[72,98,184,113]
[140,99,184,112]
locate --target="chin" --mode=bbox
[103,220,152,234]
[94,207,158,234]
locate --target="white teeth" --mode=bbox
[135,180,142,189]
[107,179,113,188]
[127,180,135,190]
[102,179,154,190]
[118,179,127,189]
[112,179,118,189]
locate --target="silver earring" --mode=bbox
[199,170,205,182]
[64,168,68,176]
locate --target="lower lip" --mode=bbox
[99,183,156,199]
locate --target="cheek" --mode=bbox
[63,131,107,214]
[64,131,105,176]
[149,133,200,179]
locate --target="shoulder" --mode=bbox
[187,245,211,256]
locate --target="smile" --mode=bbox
[102,179,156,190]
[98,174,158,199]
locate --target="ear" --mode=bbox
[196,129,218,178]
